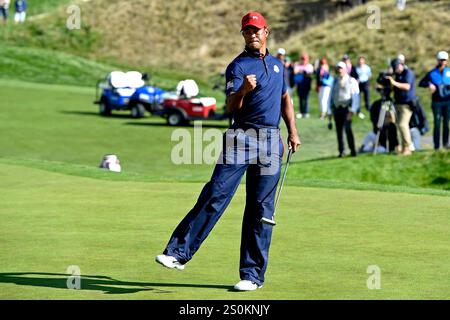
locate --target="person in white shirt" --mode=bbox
[356,56,372,112]
[328,61,360,157]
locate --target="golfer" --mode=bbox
[156,11,301,291]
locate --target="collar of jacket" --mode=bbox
[244,47,269,59]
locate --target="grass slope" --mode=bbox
[0,45,225,106]
[0,45,114,87]
[1,163,449,299]
[2,1,448,77]
[282,0,450,76]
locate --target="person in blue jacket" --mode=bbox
[155,11,301,292]
[419,51,450,150]
[14,0,26,24]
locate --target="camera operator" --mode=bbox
[367,78,398,153]
[385,58,416,156]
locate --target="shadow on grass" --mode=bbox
[124,122,229,129]
[62,110,136,119]
[0,272,232,295]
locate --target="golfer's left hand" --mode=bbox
[288,133,301,153]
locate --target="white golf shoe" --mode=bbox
[233,280,262,291]
[155,254,185,270]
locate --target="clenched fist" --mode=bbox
[241,74,257,94]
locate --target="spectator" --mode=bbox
[276,47,286,61]
[0,0,10,24]
[328,61,360,157]
[316,58,334,120]
[294,53,314,119]
[419,51,450,150]
[386,58,416,156]
[409,96,429,151]
[276,48,294,98]
[360,93,428,154]
[396,0,407,11]
[14,0,26,24]
[342,54,359,80]
[356,56,372,112]
[343,54,365,119]
[285,56,295,92]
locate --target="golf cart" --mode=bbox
[94,71,166,118]
[162,79,230,126]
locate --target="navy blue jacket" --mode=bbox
[15,0,27,12]
[393,68,416,104]
[225,49,287,129]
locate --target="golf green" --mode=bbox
[1,163,449,299]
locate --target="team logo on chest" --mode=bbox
[273,65,280,73]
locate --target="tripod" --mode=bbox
[373,94,396,155]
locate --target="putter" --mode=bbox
[261,148,293,226]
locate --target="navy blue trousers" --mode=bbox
[432,100,450,149]
[164,129,283,286]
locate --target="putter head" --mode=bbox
[261,217,276,226]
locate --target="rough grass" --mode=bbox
[2,0,448,78]
[282,0,450,77]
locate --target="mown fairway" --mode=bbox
[1,79,449,299]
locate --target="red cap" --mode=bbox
[241,12,267,30]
